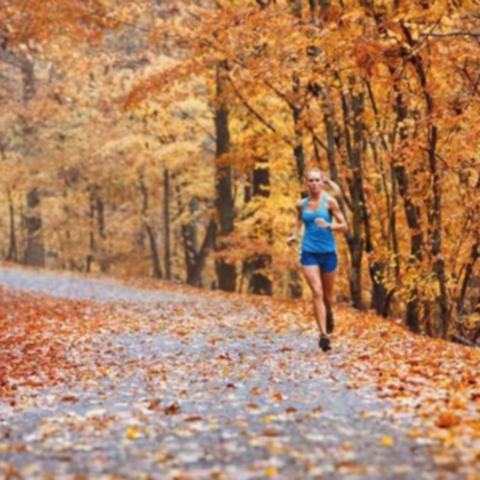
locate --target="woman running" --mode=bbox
[288,168,347,351]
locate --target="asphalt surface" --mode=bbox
[0,267,460,479]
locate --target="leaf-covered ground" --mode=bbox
[0,266,479,479]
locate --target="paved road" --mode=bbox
[0,267,459,479]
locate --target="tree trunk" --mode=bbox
[86,190,96,273]
[291,77,306,182]
[456,175,480,319]
[84,185,108,273]
[175,181,199,284]
[288,0,303,17]
[6,189,18,262]
[95,193,109,273]
[247,159,273,296]
[164,168,171,281]
[457,237,480,319]
[338,77,365,309]
[188,219,216,287]
[368,146,391,317]
[214,61,236,292]
[368,5,424,333]
[363,77,399,316]
[403,24,449,336]
[24,188,44,267]
[10,52,45,268]
[392,98,424,333]
[139,175,163,279]
[288,76,305,299]
[183,201,200,283]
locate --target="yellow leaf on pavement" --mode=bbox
[382,436,394,447]
[265,467,278,476]
[125,426,140,440]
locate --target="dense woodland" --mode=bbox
[1,0,480,341]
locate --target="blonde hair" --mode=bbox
[305,168,342,198]
[305,167,323,180]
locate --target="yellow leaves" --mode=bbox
[450,396,467,410]
[261,415,278,423]
[264,467,278,477]
[381,435,395,447]
[0,445,26,453]
[125,425,141,440]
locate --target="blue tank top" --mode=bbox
[301,194,336,254]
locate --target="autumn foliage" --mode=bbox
[0,0,479,341]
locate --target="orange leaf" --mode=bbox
[435,412,461,429]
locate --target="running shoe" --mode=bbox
[319,334,331,352]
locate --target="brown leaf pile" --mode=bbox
[325,304,480,461]
[0,287,110,402]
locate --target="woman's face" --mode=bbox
[306,171,324,194]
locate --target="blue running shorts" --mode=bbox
[300,251,338,273]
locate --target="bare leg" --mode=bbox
[302,266,327,335]
[321,270,337,316]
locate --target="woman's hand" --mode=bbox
[315,218,331,229]
[323,177,342,197]
[287,234,297,246]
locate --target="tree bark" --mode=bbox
[338,76,365,309]
[402,24,449,337]
[247,159,273,296]
[367,8,424,333]
[4,48,46,268]
[24,188,44,267]
[288,0,303,17]
[288,76,306,299]
[368,141,391,316]
[363,77,399,316]
[176,186,199,284]
[456,175,480,320]
[291,75,306,183]
[95,193,109,273]
[164,168,171,280]
[139,175,163,279]
[6,189,18,262]
[86,195,95,273]
[391,90,424,333]
[84,185,109,273]
[214,61,236,292]
[188,219,216,287]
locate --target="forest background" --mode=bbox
[1,0,480,343]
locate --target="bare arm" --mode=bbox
[327,197,348,233]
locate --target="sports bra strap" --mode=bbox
[320,193,327,210]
